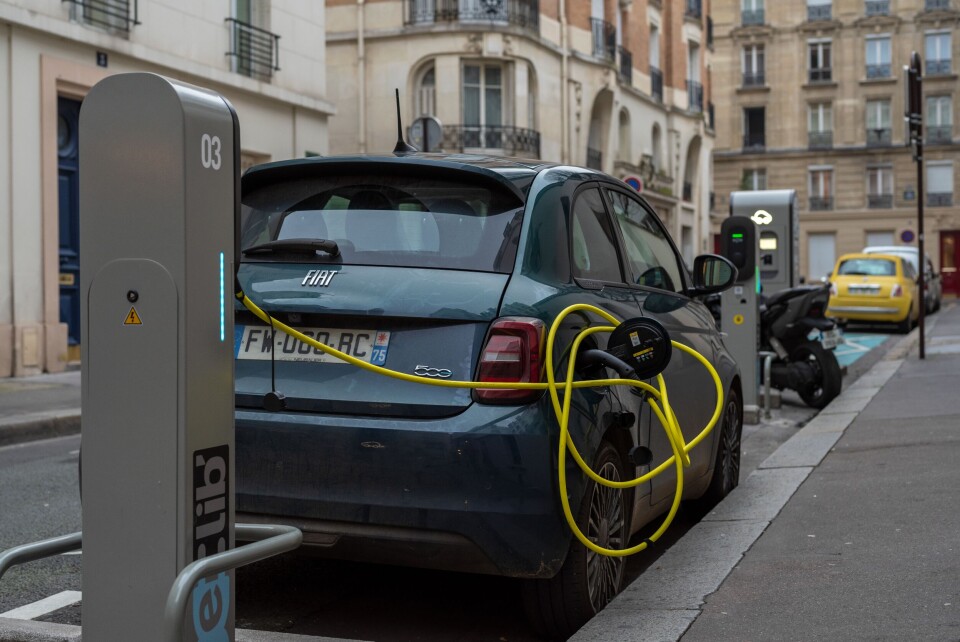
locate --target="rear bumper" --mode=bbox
[827,296,911,322]
[235,402,577,578]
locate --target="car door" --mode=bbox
[601,186,725,507]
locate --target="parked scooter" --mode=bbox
[704,284,842,409]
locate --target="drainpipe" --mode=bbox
[357,0,367,153]
[560,0,568,164]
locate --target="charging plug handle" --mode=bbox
[579,349,637,379]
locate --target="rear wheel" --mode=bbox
[792,342,842,409]
[696,388,742,508]
[522,441,627,639]
[896,311,912,334]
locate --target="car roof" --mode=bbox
[862,246,930,265]
[837,252,906,265]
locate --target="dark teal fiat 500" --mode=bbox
[234,154,741,637]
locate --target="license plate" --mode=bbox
[821,328,842,350]
[235,325,390,365]
[848,285,880,295]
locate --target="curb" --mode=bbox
[0,618,353,642]
[0,411,81,448]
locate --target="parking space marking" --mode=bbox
[835,332,888,368]
[0,590,82,620]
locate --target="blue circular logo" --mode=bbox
[900,229,915,243]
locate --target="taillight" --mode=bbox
[891,283,903,297]
[474,317,545,404]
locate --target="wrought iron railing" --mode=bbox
[686,0,702,19]
[743,71,765,87]
[809,131,833,149]
[866,63,891,79]
[868,194,893,208]
[63,0,139,32]
[925,0,951,9]
[651,67,664,103]
[404,0,540,32]
[807,4,832,20]
[707,16,714,46]
[928,192,953,206]
[865,0,889,15]
[226,18,280,80]
[591,18,616,62]
[441,124,541,158]
[743,133,765,150]
[809,67,832,83]
[682,182,693,202]
[687,80,703,112]
[742,8,765,24]
[619,47,633,85]
[708,102,715,130]
[866,128,892,146]
[587,147,603,170]
[809,196,833,211]
[927,125,953,144]
[926,59,952,75]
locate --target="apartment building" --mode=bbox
[325,0,716,269]
[712,0,959,298]
[0,0,334,377]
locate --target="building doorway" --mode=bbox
[58,96,82,361]
[941,230,959,297]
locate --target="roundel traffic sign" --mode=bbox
[622,175,644,193]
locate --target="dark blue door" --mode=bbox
[58,97,81,347]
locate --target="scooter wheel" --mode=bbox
[792,342,842,409]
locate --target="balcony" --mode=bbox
[619,47,633,85]
[686,0,702,20]
[866,63,891,79]
[742,8,765,25]
[866,128,892,146]
[926,59,952,75]
[928,192,953,206]
[927,125,953,144]
[809,130,833,149]
[809,67,833,83]
[63,0,139,33]
[809,196,833,210]
[404,0,540,33]
[226,18,280,81]
[925,0,951,9]
[807,4,832,20]
[682,182,693,202]
[586,147,603,170]
[865,0,889,15]
[687,80,704,112]
[591,18,616,63]
[651,67,664,103]
[743,133,766,150]
[868,194,893,209]
[742,71,765,87]
[441,124,541,158]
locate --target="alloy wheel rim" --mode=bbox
[721,400,741,493]
[586,461,625,612]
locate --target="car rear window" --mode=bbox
[240,173,524,273]
[837,258,896,276]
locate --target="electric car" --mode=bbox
[234,154,741,638]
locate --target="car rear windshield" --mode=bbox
[837,258,896,276]
[240,173,524,273]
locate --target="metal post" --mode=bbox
[907,52,926,359]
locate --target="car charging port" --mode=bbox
[605,317,672,380]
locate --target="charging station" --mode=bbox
[720,216,760,421]
[79,73,238,641]
[729,190,799,293]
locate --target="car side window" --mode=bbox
[571,188,623,283]
[605,190,684,293]
[902,259,916,280]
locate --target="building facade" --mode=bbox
[0,0,333,376]
[712,0,960,297]
[325,0,716,269]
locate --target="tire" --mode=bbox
[695,388,742,508]
[896,314,912,334]
[792,342,842,409]
[522,441,627,639]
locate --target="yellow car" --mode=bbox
[827,253,920,333]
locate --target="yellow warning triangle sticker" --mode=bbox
[124,307,143,325]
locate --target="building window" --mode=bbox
[743,107,765,149]
[865,0,890,16]
[867,166,894,208]
[807,0,832,21]
[809,40,832,83]
[66,0,139,33]
[688,42,703,112]
[228,0,279,81]
[809,167,833,210]
[742,45,765,86]
[865,35,892,78]
[866,99,892,146]
[808,103,833,148]
[927,95,953,144]
[650,24,663,103]
[925,31,952,75]
[742,0,764,25]
[462,63,504,150]
[866,230,895,247]
[925,0,951,11]
[415,64,436,117]
[808,232,836,281]
[927,162,954,207]
[742,168,767,191]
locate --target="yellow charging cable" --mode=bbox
[236,292,725,558]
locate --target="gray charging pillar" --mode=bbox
[729,190,799,293]
[80,73,238,641]
[720,216,760,423]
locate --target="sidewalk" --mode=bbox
[0,370,80,447]
[574,303,960,641]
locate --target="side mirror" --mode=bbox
[688,254,738,297]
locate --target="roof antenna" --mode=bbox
[393,88,418,154]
